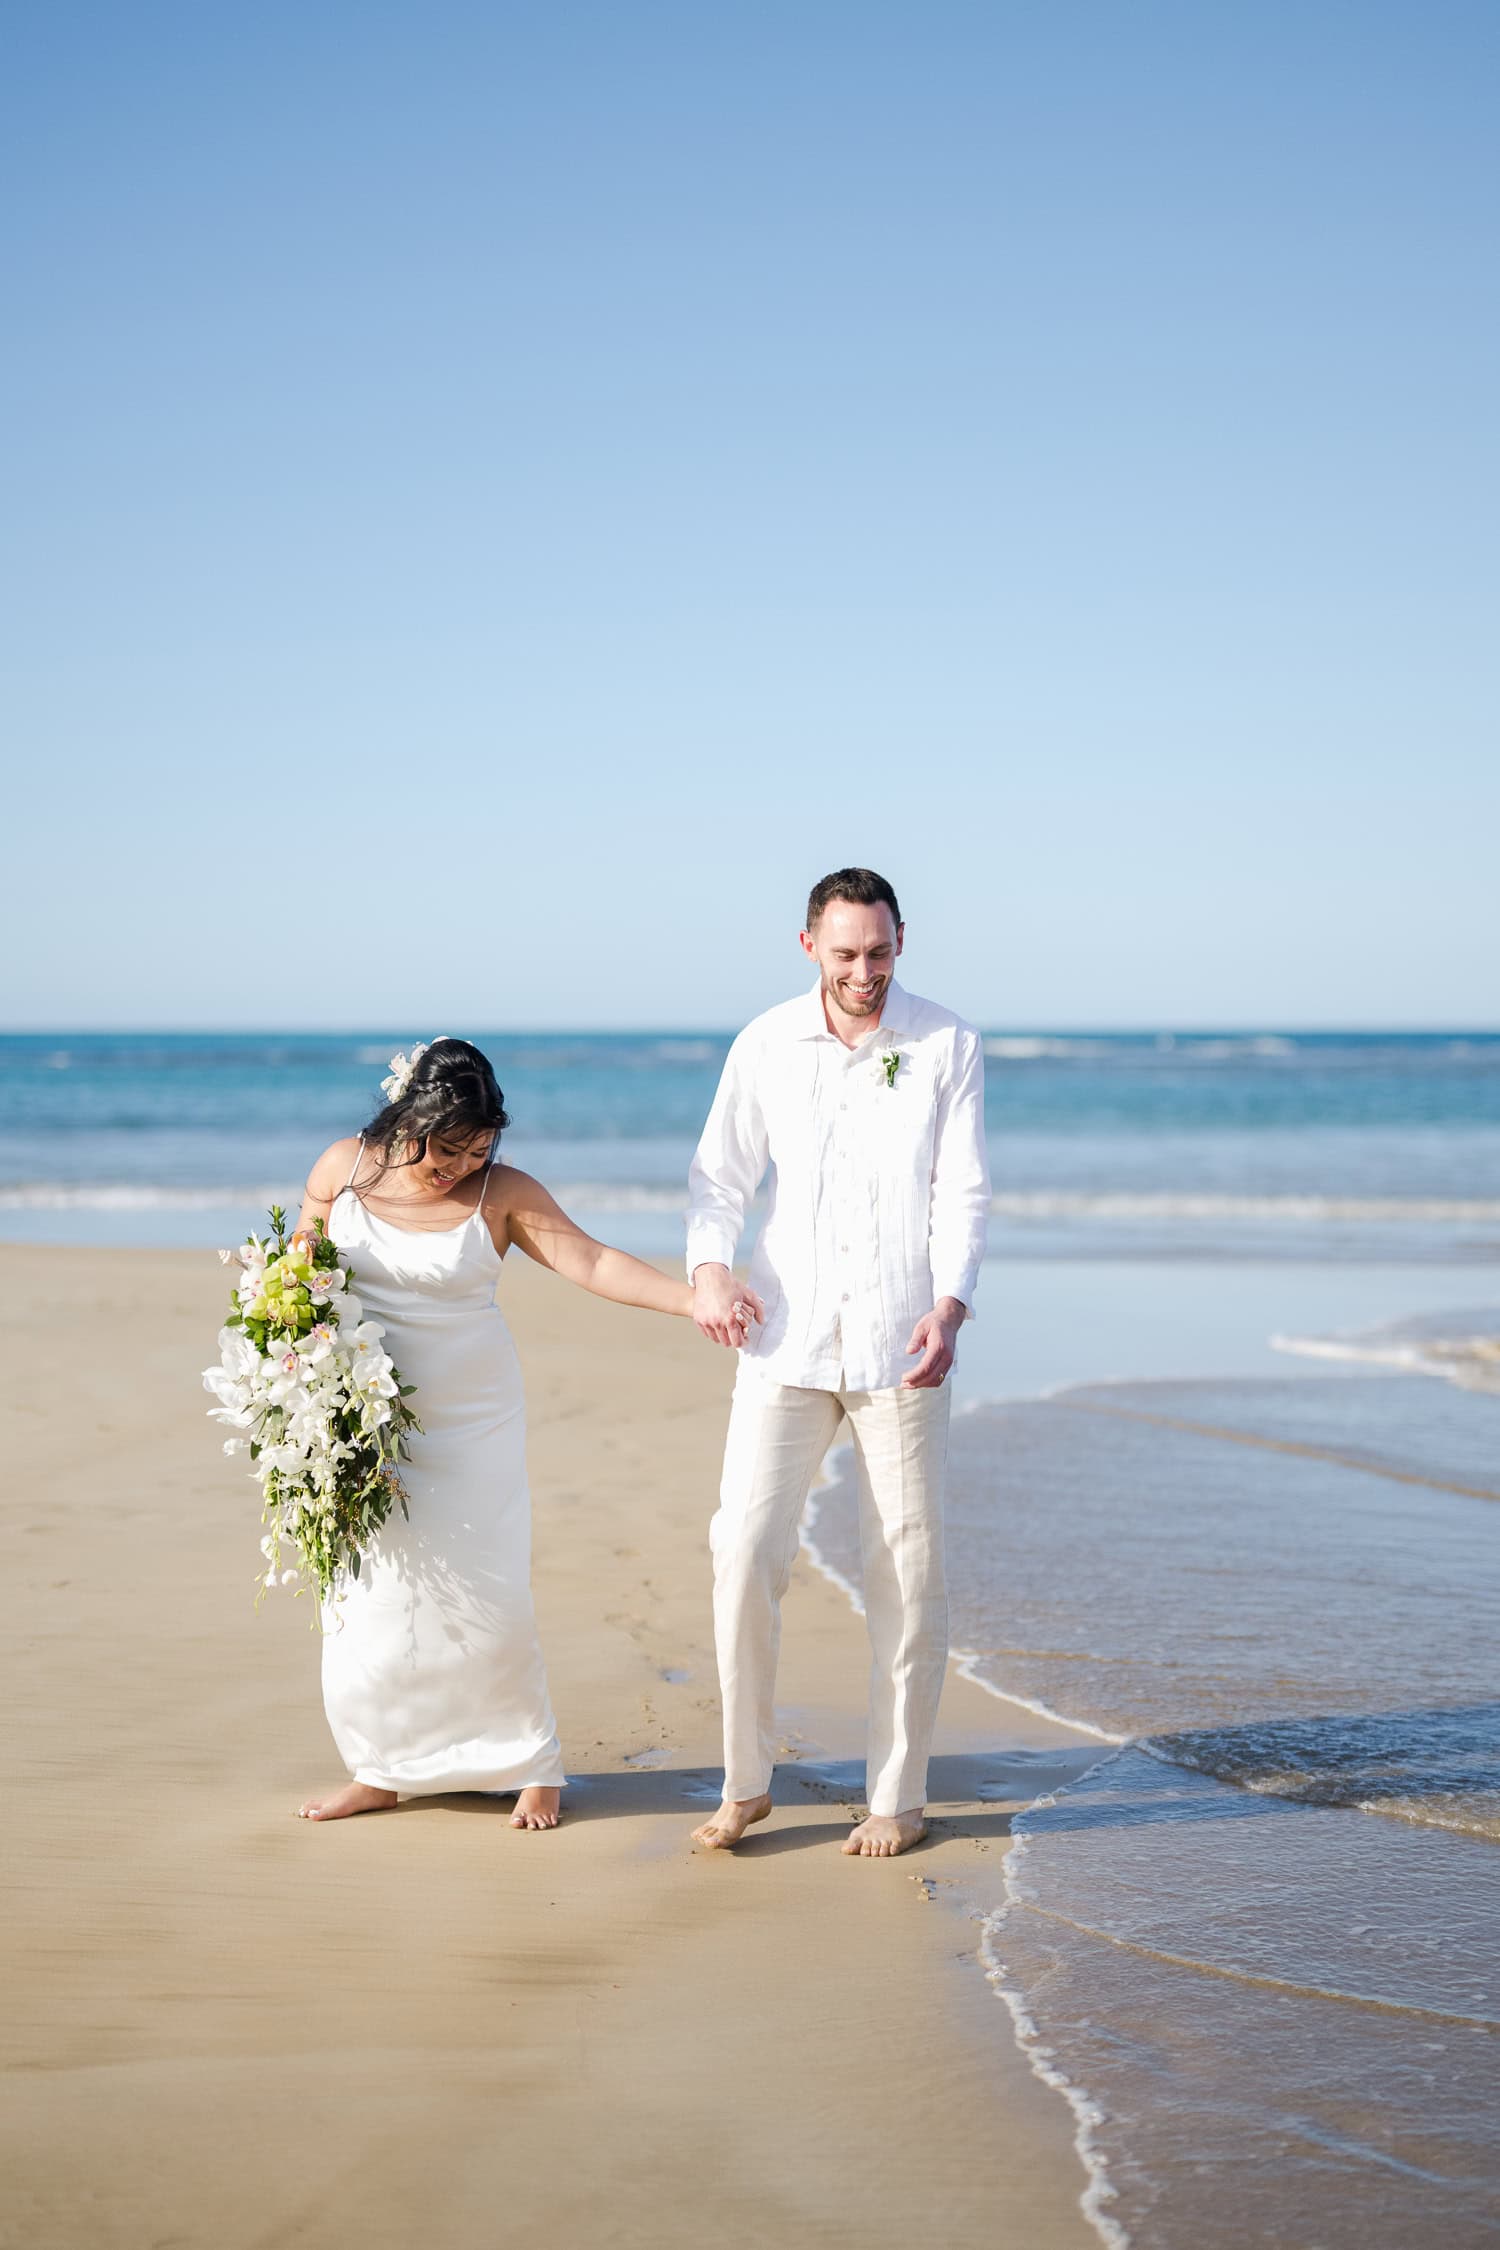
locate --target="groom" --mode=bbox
[686,868,990,1856]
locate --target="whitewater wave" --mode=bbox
[0,1179,688,1214]
[8,1181,1500,1223]
[983,1033,1301,1063]
[1142,1705,1500,1843]
[980,1032,1496,1064]
[984,1036,1113,1060]
[981,1769,1132,2250]
[0,1184,301,1211]
[1275,1307,1500,1393]
[990,1191,1500,1222]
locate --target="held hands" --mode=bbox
[902,1299,966,1389]
[692,1268,959,1372]
[692,1263,767,1350]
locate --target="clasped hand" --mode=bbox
[691,1264,767,1349]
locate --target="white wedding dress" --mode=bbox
[320,1157,564,1796]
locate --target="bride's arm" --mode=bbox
[490,1168,700,1320]
[293,1138,361,1245]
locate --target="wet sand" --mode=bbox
[3,1245,1101,2250]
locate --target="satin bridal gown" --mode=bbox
[321,1156,564,1797]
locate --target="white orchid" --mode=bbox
[347,1338,398,1396]
[219,1327,259,1380]
[203,1330,260,1425]
[380,1041,429,1103]
[262,1341,307,1407]
[343,1339,397,1406]
[379,1034,455,1105]
[302,1321,339,1366]
[204,1379,256,1428]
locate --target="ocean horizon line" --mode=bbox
[4,1024,1500,1048]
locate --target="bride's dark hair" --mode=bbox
[358,1038,510,1183]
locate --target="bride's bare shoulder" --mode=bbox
[480,1164,577,1233]
[484,1160,545,1207]
[306,1136,364,1202]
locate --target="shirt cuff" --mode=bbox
[686,1223,739,1280]
[932,1271,980,1318]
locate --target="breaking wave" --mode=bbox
[1275,1306,1500,1393]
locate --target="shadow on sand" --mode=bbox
[372,1745,1109,1854]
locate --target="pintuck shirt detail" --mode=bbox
[685,980,991,1393]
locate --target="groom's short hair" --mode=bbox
[806,867,902,932]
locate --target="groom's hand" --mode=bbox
[692,1263,766,1349]
[902,1299,966,1388]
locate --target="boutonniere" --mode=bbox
[881,1050,902,1089]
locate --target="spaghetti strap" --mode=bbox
[345,1137,365,1190]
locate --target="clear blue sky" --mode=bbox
[3,2,1495,1029]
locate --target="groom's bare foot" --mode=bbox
[691,1793,773,1850]
[297,1781,397,1821]
[842,1809,927,1856]
[510,1786,561,1830]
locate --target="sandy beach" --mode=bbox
[3,1244,1102,2250]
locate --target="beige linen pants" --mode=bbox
[710,1367,951,1817]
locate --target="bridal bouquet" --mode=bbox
[203,1206,421,1606]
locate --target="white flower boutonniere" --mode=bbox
[880,1050,902,1089]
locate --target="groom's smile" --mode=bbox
[801,895,905,1037]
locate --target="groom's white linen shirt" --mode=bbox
[686,980,991,1393]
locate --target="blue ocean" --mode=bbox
[3,1028,1500,1260]
[7,1026,1500,2245]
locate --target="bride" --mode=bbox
[292,1036,752,1830]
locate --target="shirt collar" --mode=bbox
[792,976,913,1043]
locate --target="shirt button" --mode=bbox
[842,1292,850,1303]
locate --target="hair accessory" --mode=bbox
[380,1036,453,1106]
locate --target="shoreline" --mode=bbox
[798,1464,1126,2242]
[3,1244,1105,2250]
[801,1272,1500,2247]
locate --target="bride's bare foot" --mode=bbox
[691,1792,773,1850]
[510,1786,561,1830]
[841,1809,927,1857]
[297,1781,398,1821]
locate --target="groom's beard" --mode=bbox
[826,973,888,1018]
